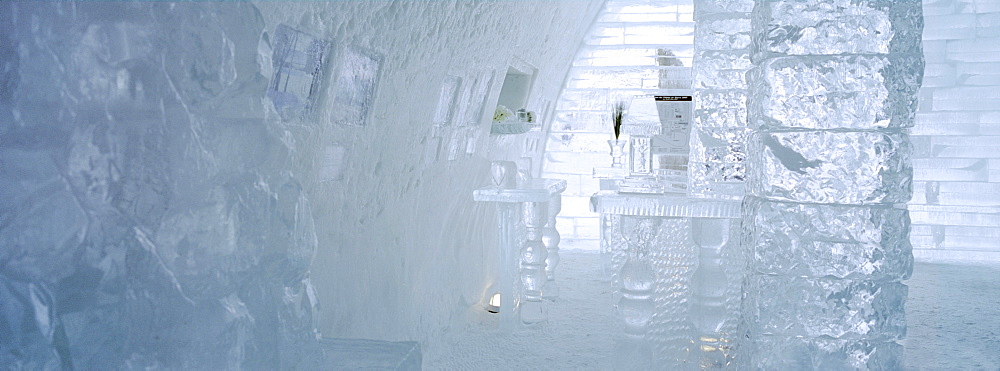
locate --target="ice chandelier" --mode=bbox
[740,0,922,368]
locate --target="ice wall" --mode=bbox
[0,3,323,368]
[0,1,603,367]
[910,0,1000,261]
[251,1,604,344]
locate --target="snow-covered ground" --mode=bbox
[425,250,1000,369]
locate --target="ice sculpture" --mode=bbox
[591,192,743,368]
[1,3,323,368]
[740,0,922,368]
[689,0,753,199]
[614,216,661,369]
[473,175,567,328]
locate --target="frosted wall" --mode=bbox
[0,1,603,367]
[541,0,694,250]
[910,0,1000,261]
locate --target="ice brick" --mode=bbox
[693,51,751,90]
[749,55,924,130]
[693,0,753,18]
[743,275,908,341]
[695,15,752,51]
[751,0,923,57]
[743,197,913,280]
[746,131,913,204]
[695,90,747,128]
[740,336,904,370]
[688,128,748,199]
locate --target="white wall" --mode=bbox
[254,1,604,343]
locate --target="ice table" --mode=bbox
[474,178,566,329]
[590,191,743,367]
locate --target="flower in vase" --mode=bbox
[493,105,514,123]
[611,101,626,140]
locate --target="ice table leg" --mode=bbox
[496,202,520,330]
[519,201,548,324]
[541,195,561,299]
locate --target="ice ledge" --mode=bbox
[473,178,567,203]
[589,191,741,218]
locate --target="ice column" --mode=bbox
[741,1,922,368]
[688,2,754,367]
[689,0,753,199]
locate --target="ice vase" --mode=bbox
[608,139,627,168]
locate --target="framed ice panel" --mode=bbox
[452,79,474,127]
[434,75,461,125]
[320,145,347,182]
[329,46,382,126]
[470,71,495,127]
[267,24,331,121]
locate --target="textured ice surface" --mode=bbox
[0,3,322,368]
[695,90,747,129]
[750,0,923,57]
[743,197,914,280]
[742,276,908,340]
[741,0,920,367]
[690,1,751,200]
[739,336,903,370]
[747,131,913,204]
[645,218,695,364]
[749,55,924,130]
[694,51,751,90]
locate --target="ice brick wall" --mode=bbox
[541,0,694,249]
[911,0,1000,261]
[0,1,603,367]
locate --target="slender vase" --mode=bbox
[608,139,627,168]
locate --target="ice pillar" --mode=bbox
[688,1,754,367]
[690,0,753,200]
[741,0,922,368]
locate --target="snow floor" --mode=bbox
[424,249,1000,369]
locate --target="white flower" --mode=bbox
[493,105,514,123]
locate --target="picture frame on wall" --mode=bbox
[471,70,495,127]
[329,46,382,126]
[434,75,461,126]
